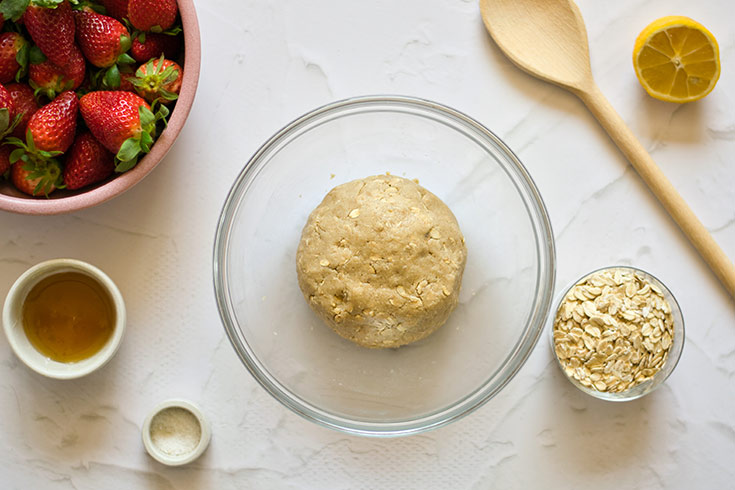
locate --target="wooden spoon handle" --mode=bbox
[577,83,735,298]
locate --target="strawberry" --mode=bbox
[0,82,13,115]
[27,90,78,152]
[29,45,86,98]
[128,0,177,32]
[79,90,166,171]
[100,0,129,21]
[75,7,133,68]
[6,83,40,138]
[0,32,29,83]
[8,90,78,158]
[118,71,135,92]
[63,131,115,189]
[6,91,77,195]
[10,159,61,196]
[130,32,181,63]
[23,0,76,68]
[0,82,19,138]
[130,56,181,104]
[0,145,11,175]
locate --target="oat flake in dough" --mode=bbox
[296,174,467,348]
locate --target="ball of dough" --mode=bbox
[296,174,467,348]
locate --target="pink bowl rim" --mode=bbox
[0,0,201,216]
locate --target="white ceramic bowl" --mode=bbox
[2,258,126,379]
[142,399,211,466]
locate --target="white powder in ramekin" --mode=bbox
[149,407,202,456]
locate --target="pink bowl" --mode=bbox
[0,0,201,215]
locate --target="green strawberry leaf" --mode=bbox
[15,42,29,81]
[31,0,64,8]
[137,32,146,43]
[25,129,36,152]
[139,131,153,152]
[5,136,24,147]
[0,113,23,140]
[119,33,132,54]
[0,0,29,22]
[38,150,62,158]
[115,156,138,173]
[162,26,183,36]
[158,89,178,101]
[29,45,46,65]
[104,65,121,89]
[150,25,163,34]
[153,102,170,127]
[117,53,135,65]
[117,137,141,163]
[9,148,25,163]
[139,105,155,127]
[78,1,104,13]
[0,108,9,134]
[161,68,180,85]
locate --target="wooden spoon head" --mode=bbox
[480,0,594,92]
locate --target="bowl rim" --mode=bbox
[547,264,685,402]
[0,0,201,216]
[213,94,557,436]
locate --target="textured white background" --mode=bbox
[1,0,734,488]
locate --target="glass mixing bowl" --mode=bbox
[213,96,556,436]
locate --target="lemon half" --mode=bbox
[633,16,720,103]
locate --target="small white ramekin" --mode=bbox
[142,399,211,466]
[2,258,126,379]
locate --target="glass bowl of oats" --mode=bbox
[549,266,684,401]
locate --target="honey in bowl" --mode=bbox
[22,271,115,363]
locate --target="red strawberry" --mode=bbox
[6,83,40,138]
[130,56,181,104]
[0,145,11,175]
[128,0,177,32]
[75,7,133,68]
[100,0,129,21]
[25,90,78,153]
[29,45,86,98]
[119,71,135,92]
[80,90,164,170]
[0,32,29,84]
[6,91,76,193]
[63,131,115,189]
[23,0,76,68]
[61,45,86,89]
[0,82,17,137]
[130,32,181,63]
[10,160,61,196]
[0,82,13,112]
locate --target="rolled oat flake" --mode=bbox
[149,407,202,456]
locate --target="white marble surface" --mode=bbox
[1,0,734,488]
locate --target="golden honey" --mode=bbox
[22,271,115,362]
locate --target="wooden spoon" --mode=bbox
[480,0,735,298]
